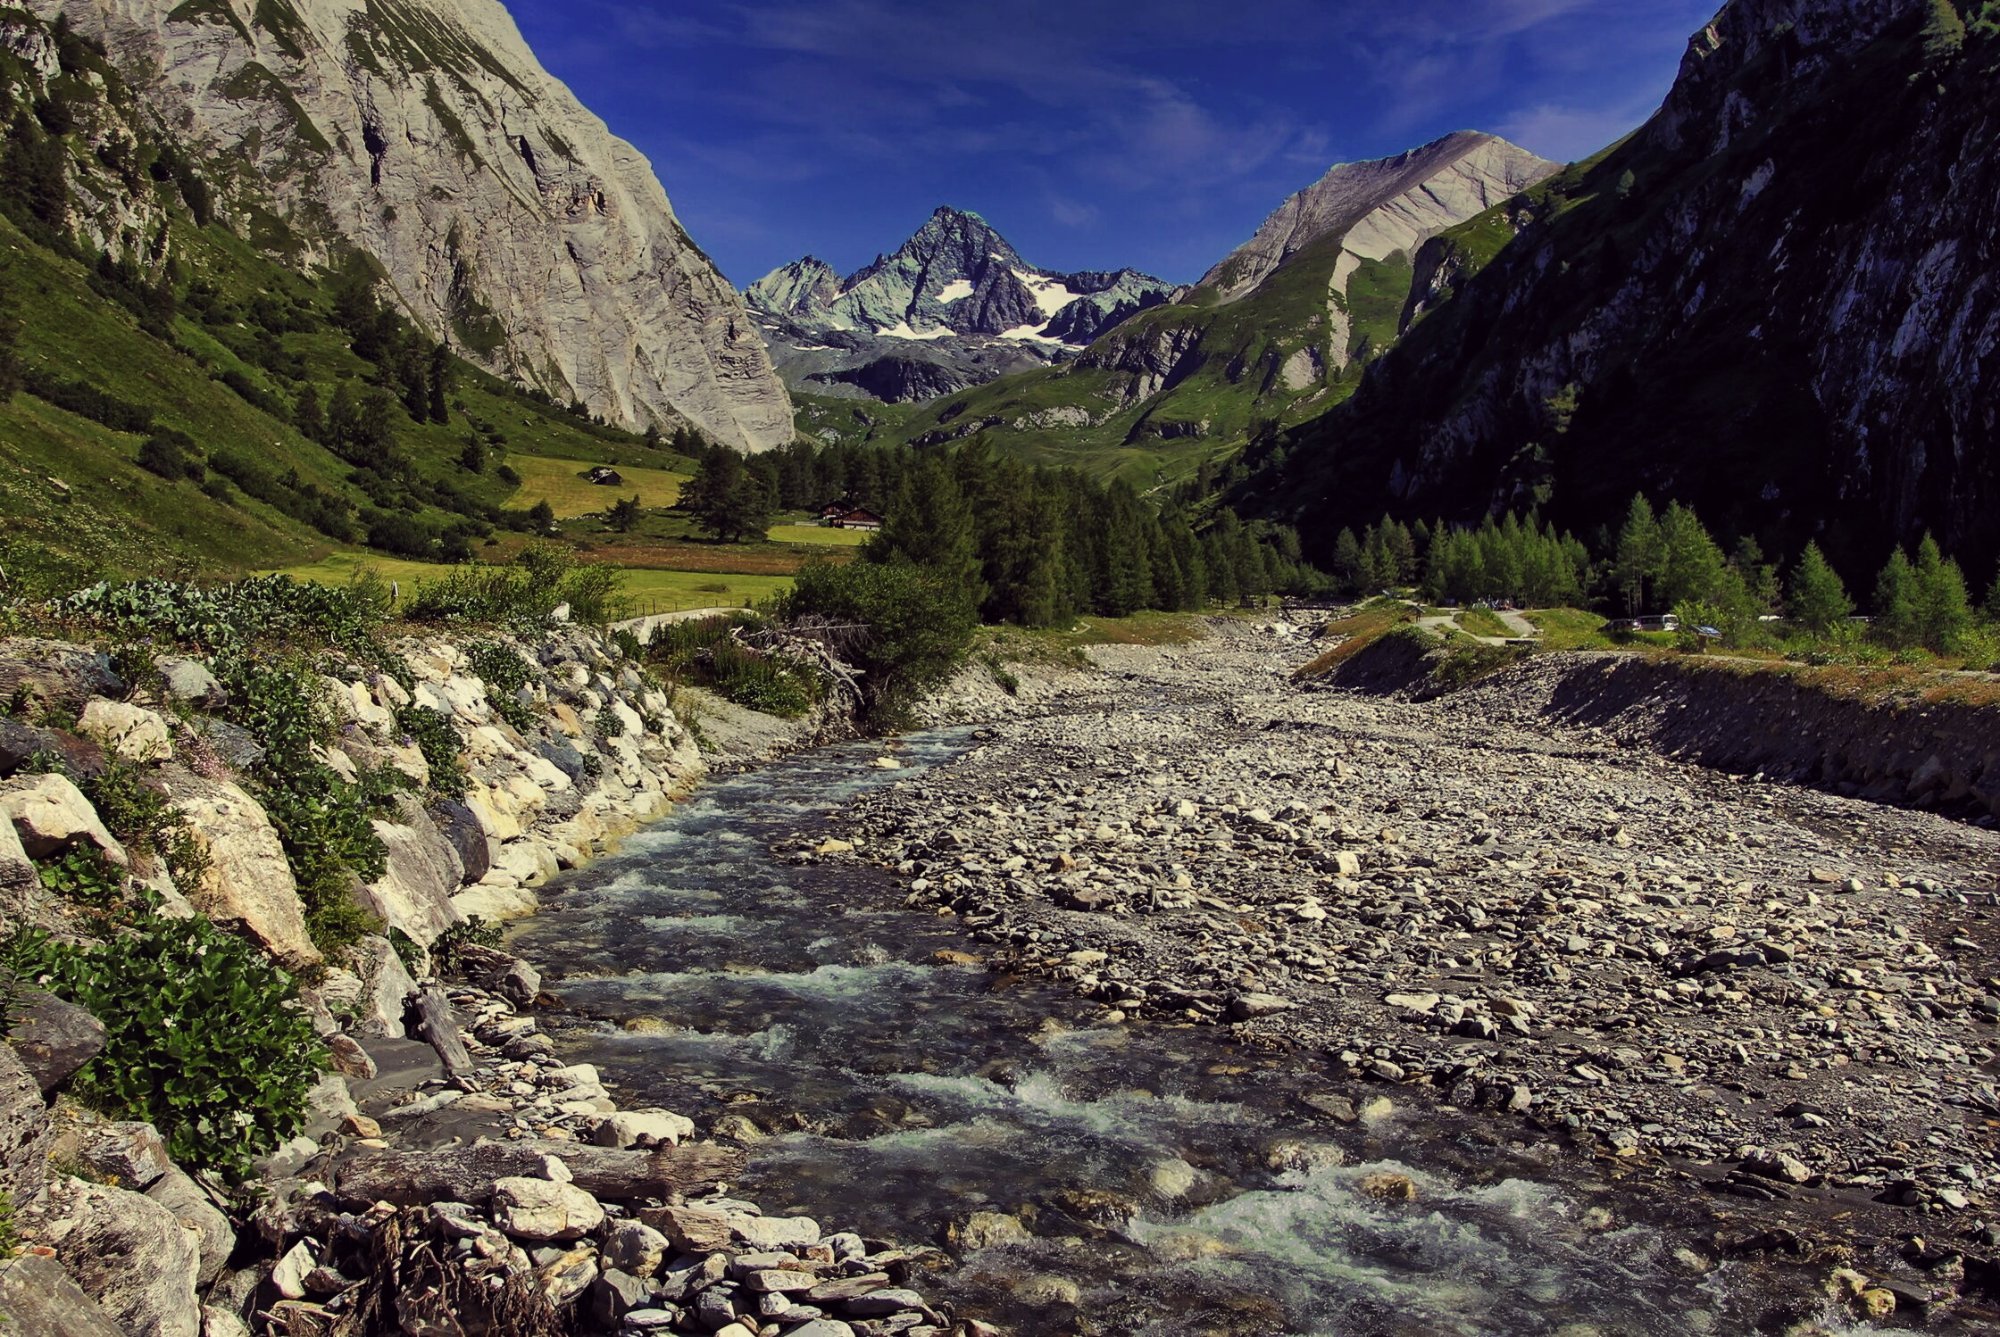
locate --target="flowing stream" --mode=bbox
[511,731,1841,1336]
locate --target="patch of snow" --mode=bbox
[934,279,975,304]
[879,321,954,341]
[1014,268,1080,318]
[1000,323,1066,345]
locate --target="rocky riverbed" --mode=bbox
[796,618,2000,1328]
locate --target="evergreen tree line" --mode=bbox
[676,438,1324,626]
[1331,495,2000,655]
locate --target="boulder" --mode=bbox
[76,701,173,764]
[0,774,127,866]
[600,1219,668,1276]
[489,1176,604,1241]
[186,720,262,773]
[588,1109,693,1150]
[162,773,318,969]
[454,943,541,1010]
[42,1176,202,1337]
[356,812,465,947]
[0,1251,127,1336]
[156,658,224,710]
[350,937,416,1039]
[0,641,122,715]
[77,1121,172,1190]
[145,1165,234,1286]
[426,800,492,885]
[0,816,32,892]
[8,994,106,1094]
[0,1041,51,1204]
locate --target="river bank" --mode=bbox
[785,617,2000,1329]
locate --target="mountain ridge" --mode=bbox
[844,131,1558,484]
[744,205,1177,404]
[1242,0,2000,580]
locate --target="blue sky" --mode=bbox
[507,0,1721,287]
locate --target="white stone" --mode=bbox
[490,1176,604,1241]
[78,699,174,763]
[0,773,128,866]
[166,774,319,968]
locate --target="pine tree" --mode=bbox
[1911,532,1972,653]
[869,457,984,606]
[1331,529,1365,596]
[527,499,555,533]
[1985,569,2000,623]
[1612,495,1662,614]
[1872,547,1920,648]
[1786,541,1852,635]
[685,449,771,543]
[1655,502,1728,609]
[427,345,452,423]
[606,495,641,532]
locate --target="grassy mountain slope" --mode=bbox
[861,234,1415,489]
[0,7,690,588]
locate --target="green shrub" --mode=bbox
[394,704,466,800]
[781,560,976,725]
[593,708,625,740]
[404,545,624,628]
[35,845,123,907]
[57,575,386,656]
[215,653,387,952]
[3,916,325,1181]
[644,613,818,719]
[464,640,538,730]
[431,915,502,975]
[84,759,209,889]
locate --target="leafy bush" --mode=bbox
[781,560,976,724]
[431,915,503,975]
[35,845,123,907]
[404,545,623,628]
[593,707,625,740]
[465,640,537,730]
[215,653,387,951]
[58,575,386,656]
[3,916,325,1181]
[395,704,466,800]
[644,613,818,719]
[84,759,209,889]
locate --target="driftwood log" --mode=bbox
[329,1139,746,1209]
[411,988,474,1082]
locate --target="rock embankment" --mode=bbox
[0,618,964,1336]
[809,619,2000,1315]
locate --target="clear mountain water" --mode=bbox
[510,732,1857,1336]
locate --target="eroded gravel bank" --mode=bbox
[805,620,2000,1323]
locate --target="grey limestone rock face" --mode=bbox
[41,1176,203,1337]
[1197,131,1559,305]
[33,0,791,451]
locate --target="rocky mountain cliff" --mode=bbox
[867,133,1556,484]
[1249,0,2000,578]
[32,0,792,452]
[744,207,1176,404]
[1198,131,1556,304]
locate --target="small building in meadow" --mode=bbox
[833,508,884,532]
[586,466,624,486]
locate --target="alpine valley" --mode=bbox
[812,131,1559,484]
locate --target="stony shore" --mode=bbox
[809,618,2000,1323]
[0,620,965,1337]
